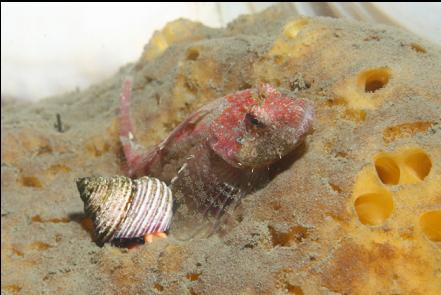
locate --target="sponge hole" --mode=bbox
[186,48,200,60]
[19,175,43,188]
[283,19,309,39]
[419,210,441,242]
[354,192,393,225]
[410,43,426,54]
[358,68,390,93]
[186,272,201,281]
[375,155,400,185]
[383,121,433,144]
[268,225,308,247]
[404,149,432,181]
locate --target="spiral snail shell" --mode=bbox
[76,176,173,245]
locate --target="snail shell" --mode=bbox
[76,176,173,245]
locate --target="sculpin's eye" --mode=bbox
[245,112,265,128]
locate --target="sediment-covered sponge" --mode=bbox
[2,4,441,295]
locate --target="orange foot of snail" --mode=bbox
[144,232,167,244]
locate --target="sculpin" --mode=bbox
[119,80,314,239]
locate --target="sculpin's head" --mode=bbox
[208,83,314,168]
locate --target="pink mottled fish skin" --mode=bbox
[119,80,314,239]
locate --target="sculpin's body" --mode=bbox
[120,81,314,239]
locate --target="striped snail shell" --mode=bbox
[76,176,173,245]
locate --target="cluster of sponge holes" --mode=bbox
[353,147,438,241]
[374,147,431,185]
